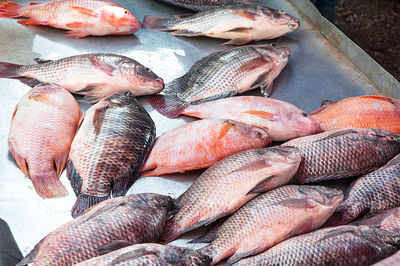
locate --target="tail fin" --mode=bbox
[141,15,171,30]
[147,94,189,118]
[0,62,23,78]
[30,174,68,198]
[0,0,23,18]
[71,193,110,218]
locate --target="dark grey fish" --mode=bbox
[155,0,255,11]
[16,193,173,266]
[148,44,290,118]
[283,128,400,184]
[67,92,156,217]
[326,154,400,226]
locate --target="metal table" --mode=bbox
[0,0,398,257]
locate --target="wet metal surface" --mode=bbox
[0,0,394,256]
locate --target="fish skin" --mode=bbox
[310,95,400,134]
[0,53,164,103]
[282,128,400,184]
[233,225,400,266]
[161,146,302,243]
[326,154,400,226]
[141,119,271,176]
[75,243,211,266]
[354,207,400,235]
[199,185,343,265]
[0,0,140,37]
[67,91,156,217]
[16,193,174,266]
[183,96,322,142]
[148,44,290,118]
[8,83,81,198]
[155,0,255,11]
[142,5,299,44]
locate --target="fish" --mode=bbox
[182,96,322,142]
[142,5,299,45]
[0,53,164,103]
[155,0,255,11]
[310,95,400,134]
[326,154,400,226]
[148,44,290,118]
[67,91,156,218]
[161,146,302,243]
[16,193,173,266]
[282,128,400,184]
[0,0,140,37]
[199,185,343,265]
[233,224,400,266]
[374,251,400,266]
[141,119,271,177]
[8,83,81,198]
[355,207,400,235]
[74,243,211,265]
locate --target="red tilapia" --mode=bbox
[8,84,81,198]
[310,95,400,134]
[67,92,156,217]
[141,119,270,177]
[283,128,400,184]
[161,146,301,243]
[183,96,322,142]
[75,243,211,265]
[16,193,173,266]
[0,53,164,102]
[0,0,140,37]
[199,185,343,265]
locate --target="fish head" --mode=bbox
[100,4,140,34]
[257,146,302,166]
[127,193,174,211]
[120,60,164,95]
[259,6,300,33]
[283,111,323,137]
[298,186,343,208]
[181,249,211,266]
[364,128,400,144]
[255,44,290,74]
[234,121,271,145]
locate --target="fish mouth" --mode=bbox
[289,18,300,30]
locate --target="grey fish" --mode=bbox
[0,53,164,102]
[17,193,173,266]
[67,92,156,217]
[148,44,290,118]
[75,243,210,266]
[199,185,343,265]
[282,128,400,184]
[155,0,255,11]
[233,225,400,266]
[326,154,400,226]
[142,5,299,45]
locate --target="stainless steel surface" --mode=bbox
[0,0,398,258]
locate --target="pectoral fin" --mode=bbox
[97,240,134,255]
[225,27,252,33]
[243,110,277,121]
[223,38,251,46]
[260,81,273,97]
[70,6,97,17]
[88,56,116,76]
[247,175,276,195]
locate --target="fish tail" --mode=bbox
[0,62,23,78]
[147,94,189,118]
[141,15,172,30]
[160,219,183,243]
[71,193,110,218]
[0,0,23,17]
[30,173,68,198]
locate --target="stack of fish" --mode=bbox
[0,0,400,265]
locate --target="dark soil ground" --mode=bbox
[335,0,400,81]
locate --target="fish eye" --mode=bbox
[144,67,150,71]
[124,10,128,14]
[302,112,307,117]
[271,43,276,47]
[192,257,201,265]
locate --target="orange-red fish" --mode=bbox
[0,0,140,38]
[8,84,81,198]
[310,95,400,134]
[141,119,270,176]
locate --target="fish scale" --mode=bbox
[282,128,400,184]
[155,0,255,11]
[161,146,301,243]
[326,154,400,226]
[16,193,173,266]
[233,225,400,266]
[67,92,156,218]
[200,185,343,265]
